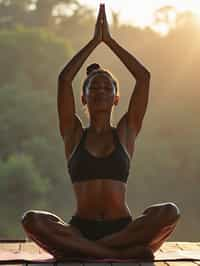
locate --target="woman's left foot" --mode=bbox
[120,245,154,260]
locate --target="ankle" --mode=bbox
[119,245,154,260]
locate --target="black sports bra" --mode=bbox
[67,127,130,183]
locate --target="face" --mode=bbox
[82,73,119,113]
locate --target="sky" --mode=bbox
[78,0,200,34]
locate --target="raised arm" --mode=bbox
[57,5,104,140]
[102,5,150,139]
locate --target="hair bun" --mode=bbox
[86,63,101,76]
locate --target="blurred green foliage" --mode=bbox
[0,0,199,240]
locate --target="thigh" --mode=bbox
[96,204,180,249]
[22,211,85,257]
[22,210,82,237]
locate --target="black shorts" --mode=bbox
[68,215,133,241]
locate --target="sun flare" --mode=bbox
[79,0,200,35]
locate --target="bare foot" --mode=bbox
[119,245,154,260]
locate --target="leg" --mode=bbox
[96,202,181,253]
[21,210,118,259]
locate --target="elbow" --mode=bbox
[136,71,151,85]
[58,72,65,82]
[145,70,151,80]
[143,69,151,82]
[58,73,71,85]
[58,69,69,82]
[136,69,151,83]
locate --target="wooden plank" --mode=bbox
[176,242,200,245]
[1,241,200,266]
[0,242,21,252]
[22,242,41,253]
[0,242,41,253]
[159,242,179,252]
[2,264,22,266]
[140,262,168,266]
[176,242,200,251]
[112,263,140,266]
[165,262,198,266]
[4,241,200,253]
[154,263,169,266]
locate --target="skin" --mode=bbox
[21,4,181,260]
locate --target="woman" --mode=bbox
[21,4,180,260]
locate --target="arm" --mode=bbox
[58,39,99,83]
[102,5,150,138]
[58,39,98,139]
[108,36,150,137]
[58,5,104,139]
[105,38,150,81]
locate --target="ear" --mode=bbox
[113,95,119,106]
[81,95,87,105]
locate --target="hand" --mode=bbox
[93,4,104,44]
[102,4,112,44]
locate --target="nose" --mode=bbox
[96,86,106,95]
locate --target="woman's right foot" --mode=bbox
[119,245,154,260]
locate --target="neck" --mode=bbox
[88,112,113,134]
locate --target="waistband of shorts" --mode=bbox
[69,215,133,224]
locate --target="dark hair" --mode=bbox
[82,63,119,95]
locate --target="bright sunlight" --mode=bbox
[79,0,200,35]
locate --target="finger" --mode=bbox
[97,4,104,24]
[100,3,105,8]
[96,4,102,21]
[102,11,107,26]
[96,4,102,20]
[97,5,101,18]
[100,4,105,18]
[100,3,105,9]
[99,3,105,16]
[101,5,108,24]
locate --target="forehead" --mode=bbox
[89,73,113,86]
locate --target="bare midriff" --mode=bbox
[72,179,132,220]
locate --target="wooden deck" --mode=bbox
[0,241,200,266]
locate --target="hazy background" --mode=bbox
[0,0,199,241]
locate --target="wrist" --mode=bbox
[91,37,100,47]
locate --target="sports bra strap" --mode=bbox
[79,127,88,146]
[111,127,119,146]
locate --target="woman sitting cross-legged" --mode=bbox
[21,4,181,260]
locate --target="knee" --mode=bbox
[21,210,39,232]
[159,202,181,226]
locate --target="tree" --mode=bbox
[0,154,50,237]
[0,26,72,90]
[0,0,90,29]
